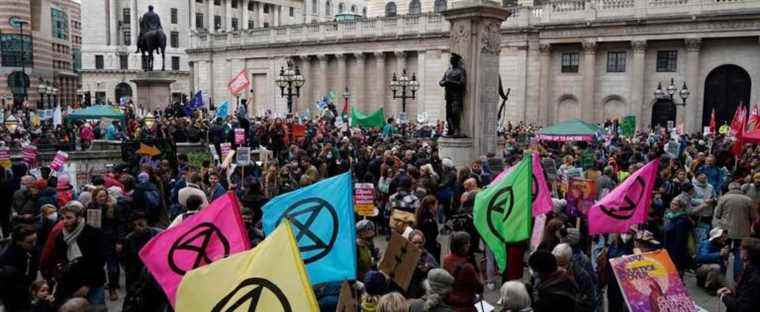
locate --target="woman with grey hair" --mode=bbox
[497,281,532,312]
[409,268,455,312]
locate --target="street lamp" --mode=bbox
[143,112,156,129]
[654,78,689,106]
[4,114,19,133]
[38,82,48,109]
[276,60,305,114]
[390,69,419,113]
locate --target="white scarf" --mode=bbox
[62,219,85,261]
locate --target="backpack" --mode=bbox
[142,188,161,212]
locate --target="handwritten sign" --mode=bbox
[354,183,377,217]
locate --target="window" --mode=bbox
[561,52,579,73]
[231,0,238,8]
[351,5,356,13]
[312,0,317,14]
[170,31,179,48]
[214,0,221,5]
[363,7,367,17]
[434,0,447,13]
[409,0,421,15]
[7,71,29,97]
[123,30,131,45]
[196,13,204,28]
[289,7,294,17]
[264,4,269,13]
[656,50,677,72]
[339,3,345,13]
[122,8,130,24]
[606,51,626,73]
[214,15,222,30]
[385,2,397,17]
[231,18,238,30]
[95,55,104,69]
[172,56,180,70]
[325,1,331,15]
[0,34,33,67]
[51,8,69,40]
[248,20,254,29]
[263,22,269,28]
[119,54,128,70]
[72,48,81,71]
[197,0,204,3]
[171,8,178,24]
[249,1,255,11]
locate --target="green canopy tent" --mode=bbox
[536,118,601,142]
[350,106,386,128]
[65,105,126,123]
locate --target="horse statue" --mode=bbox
[136,5,166,71]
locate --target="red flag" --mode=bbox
[731,104,747,136]
[138,193,250,306]
[709,109,717,134]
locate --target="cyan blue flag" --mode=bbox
[262,172,356,285]
[184,90,203,116]
[215,100,229,119]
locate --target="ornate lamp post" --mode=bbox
[4,114,19,133]
[276,60,305,114]
[654,78,689,106]
[389,69,419,113]
[38,82,48,109]
[51,86,59,108]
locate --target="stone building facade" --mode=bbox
[188,0,760,133]
[1,0,81,109]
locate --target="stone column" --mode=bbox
[208,0,215,32]
[374,52,387,115]
[274,5,281,26]
[441,1,509,161]
[630,40,647,128]
[537,42,552,124]
[685,38,702,133]
[130,0,137,47]
[416,50,426,118]
[258,2,264,27]
[242,1,249,29]
[353,53,366,112]
[336,53,347,108]
[581,39,597,122]
[108,0,118,45]
[226,0,233,30]
[316,54,328,101]
[299,55,311,112]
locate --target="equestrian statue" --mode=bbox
[136,5,166,71]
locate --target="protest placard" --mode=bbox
[49,151,69,172]
[354,183,377,217]
[379,233,422,291]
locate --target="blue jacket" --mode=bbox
[696,239,725,271]
[698,164,725,192]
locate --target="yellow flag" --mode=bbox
[175,220,319,312]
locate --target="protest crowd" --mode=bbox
[1,97,759,312]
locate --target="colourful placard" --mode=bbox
[49,151,69,172]
[23,145,38,166]
[610,250,697,312]
[0,147,10,169]
[234,128,245,145]
[564,178,597,217]
[354,183,377,217]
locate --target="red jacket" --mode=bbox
[39,221,64,278]
[443,253,483,312]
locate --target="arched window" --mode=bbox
[351,5,356,13]
[385,2,397,17]
[409,0,421,15]
[326,0,332,15]
[434,0,447,13]
[312,0,317,14]
[362,7,367,17]
[338,2,345,13]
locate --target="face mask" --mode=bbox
[46,212,58,221]
[621,234,633,243]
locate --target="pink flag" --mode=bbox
[588,159,659,235]
[138,192,250,306]
[489,165,515,187]
[531,153,553,216]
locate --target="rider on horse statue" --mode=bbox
[137,5,167,71]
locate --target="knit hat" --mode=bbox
[425,269,454,295]
[356,219,375,232]
[363,271,387,296]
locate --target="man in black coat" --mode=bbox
[0,224,38,311]
[720,237,760,312]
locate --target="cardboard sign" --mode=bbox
[0,147,10,169]
[354,183,377,217]
[49,151,69,172]
[610,250,697,312]
[234,128,245,145]
[336,281,359,312]
[379,232,422,291]
[227,69,250,96]
[236,147,251,165]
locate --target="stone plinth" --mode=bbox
[131,71,175,112]
[442,0,509,162]
[438,137,475,168]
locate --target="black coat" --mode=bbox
[53,224,106,299]
[723,264,760,312]
[0,243,38,311]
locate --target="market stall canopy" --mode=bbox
[65,105,125,122]
[537,118,601,142]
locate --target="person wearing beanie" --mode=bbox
[356,219,379,281]
[528,250,579,312]
[55,174,75,211]
[361,270,388,312]
[409,268,455,312]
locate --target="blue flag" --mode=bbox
[215,100,229,119]
[262,172,356,285]
[184,90,203,117]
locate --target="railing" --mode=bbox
[190,0,760,50]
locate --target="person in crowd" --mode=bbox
[121,212,161,303]
[377,292,409,312]
[30,280,56,312]
[0,224,38,311]
[59,297,90,312]
[356,219,379,281]
[698,155,726,192]
[178,172,208,210]
[713,181,756,281]
[53,201,107,306]
[695,228,729,293]
[529,249,579,312]
[444,231,483,312]
[415,195,441,260]
[664,195,694,276]
[134,171,162,225]
[719,237,760,312]
[409,268,455,312]
[12,175,38,219]
[169,194,205,227]
[408,230,440,299]
[206,172,226,202]
[497,281,533,312]
[36,204,58,251]
[553,243,595,312]
[741,172,760,203]
[362,270,389,312]
[692,171,718,241]
[606,233,633,312]
[389,176,420,214]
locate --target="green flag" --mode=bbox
[473,157,533,272]
[620,115,636,137]
[350,106,385,128]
